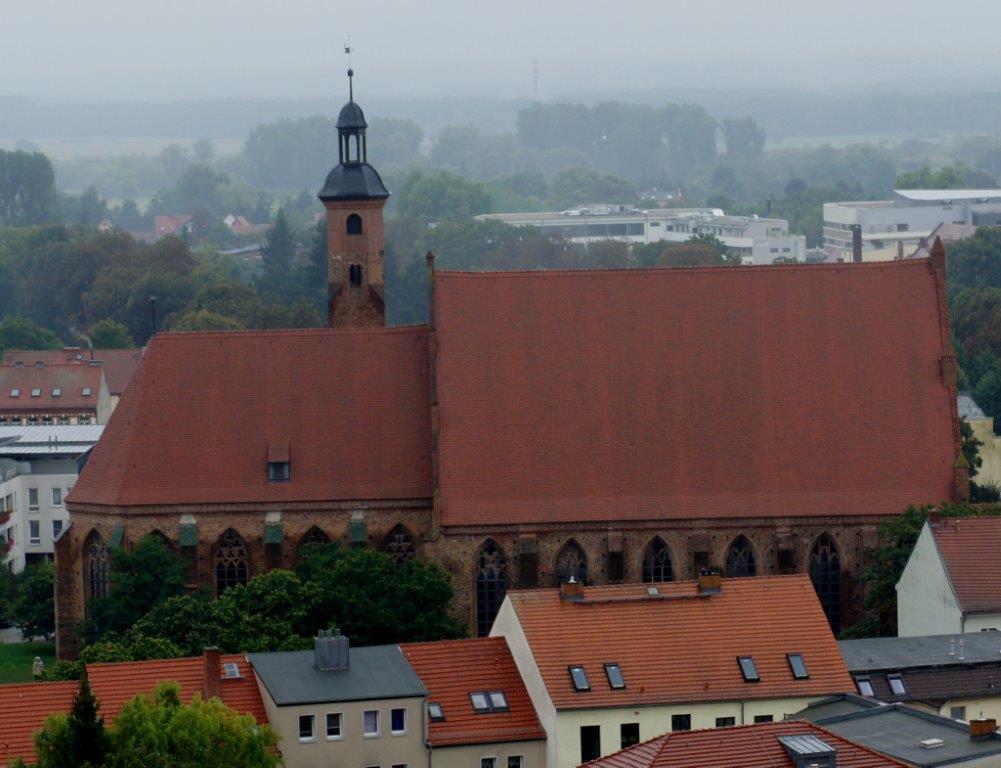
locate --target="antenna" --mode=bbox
[344,38,355,101]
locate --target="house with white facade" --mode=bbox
[897,517,1001,637]
[0,425,103,572]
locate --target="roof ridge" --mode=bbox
[151,324,427,342]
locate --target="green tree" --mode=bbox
[658,234,740,268]
[12,562,55,640]
[397,169,492,223]
[721,117,766,164]
[107,683,281,768]
[31,675,109,768]
[88,319,133,349]
[0,315,62,355]
[948,227,1001,294]
[130,594,224,657]
[0,149,57,226]
[170,309,245,332]
[547,167,636,210]
[215,570,314,653]
[896,164,968,189]
[257,208,297,297]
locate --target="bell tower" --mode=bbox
[318,68,390,327]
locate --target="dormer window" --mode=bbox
[856,676,875,697]
[737,656,760,682]
[349,263,363,286]
[887,674,907,695]
[268,461,290,482]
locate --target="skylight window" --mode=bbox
[469,691,508,713]
[9,388,18,397]
[737,656,760,682]
[887,674,907,695]
[30,388,41,397]
[428,703,445,722]
[470,692,490,712]
[569,666,591,692]
[52,388,61,397]
[604,663,626,689]
[856,677,875,697]
[488,691,509,711]
[81,387,92,396]
[223,662,240,678]
[787,653,809,680]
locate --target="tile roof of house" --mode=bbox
[502,574,853,710]
[248,645,427,706]
[69,327,432,507]
[931,517,1001,614]
[582,720,910,768]
[0,365,104,412]
[400,636,547,747]
[433,260,957,527]
[0,653,266,766]
[849,664,1001,708]
[3,349,142,396]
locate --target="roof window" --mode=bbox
[469,691,509,713]
[31,388,41,397]
[569,665,590,692]
[737,656,760,682]
[469,692,490,712]
[428,703,445,721]
[52,388,62,397]
[268,461,290,482]
[604,663,626,689]
[223,662,240,678]
[887,674,907,695]
[855,676,875,697]
[488,691,508,711]
[82,387,92,396]
[787,653,809,680]
[9,388,18,397]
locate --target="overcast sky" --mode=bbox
[5,0,1001,102]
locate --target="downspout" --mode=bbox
[740,700,745,725]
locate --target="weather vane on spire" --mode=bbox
[344,38,355,102]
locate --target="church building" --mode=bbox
[55,75,965,657]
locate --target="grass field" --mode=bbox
[0,641,55,684]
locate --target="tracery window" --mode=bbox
[555,540,588,585]
[810,534,842,635]
[475,540,508,637]
[382,524,416,566]
[725,535,756,578]
[214,529,248,594]
[642,537,673,582]
[84,532,109,602]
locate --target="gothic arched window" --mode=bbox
[84,532,109,603]
[725,536,756,578]
[146,529,174,552]
[214,529,249,594]
[382,524,416,566]
[475,540,508,637]
[810,534,842,635]
[642,537,673,583]
[296,526,330,561]
[555,540,588,585]
[346,213,363,235]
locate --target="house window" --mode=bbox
[326,712,342,739]
[390,707,406,734]
[28,520,40,545]
[604,664,625,689]
[787,653,809,679]
[671,714,691,731]
[715,717,736,727]
[52,520,63,539]
[580,726,601,764]
[725,536,756,577]
[621,723,640,748]
[856,677,875,697]
[569,666,590,692]
[507,758,523,768]
[347,213,363,235]
[28,489,38,510]
[481,759,497,768]
[51,488,62,506]
[298,714,315,742]
[887,674,907,696]
[428,703,445,722]
[475,540,508,637]
[349,263,363,286]
[738,656,760,682]
[363,709,380,736]
[642,537,673,582]
[951,706,967,721]
[267,461,290,482]
[754,715,774,723]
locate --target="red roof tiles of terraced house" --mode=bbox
[0,364,104,413]
[3,349,142,396]
[931,516,1001,614]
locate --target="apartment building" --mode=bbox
[0,363,112,426]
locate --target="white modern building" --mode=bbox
[478,205,806,265]
[0,425,104,572]
[823,189,1001,261]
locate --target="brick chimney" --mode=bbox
[698,567,722,595]
[560,577,584,602]
[971,718,997,740]
[203,646,221,700]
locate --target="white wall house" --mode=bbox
[897,517,1001,637]
[0,426,103,572]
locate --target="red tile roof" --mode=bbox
[504,574,854,710]
[0,365,104,412]
[0,681,77,766]
[583,720,909,768]
[0,654,267,766]
[433,260,957,526]
[70,327,432,507]
[931,517,1001,613]
[3,349,142,395]
[401,637,546,747]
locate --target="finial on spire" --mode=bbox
[344,38,355,102]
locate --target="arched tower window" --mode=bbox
[725,536,756,578]
[214,529,248,594]
[84,531,109,603]
[296,526,330,561]
[642,537,673,583]
[349,263,363,286]
[810,534,842,635]
[346,213,363,235]
[555,540,588,585]
[475,540,508,637]
[382,524,416,566]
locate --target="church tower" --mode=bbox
[318,69,390,327]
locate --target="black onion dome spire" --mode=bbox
[319,68,389,203]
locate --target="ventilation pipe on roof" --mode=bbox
[698,567,722,595]
[970,718,997,740]
[851,225,863,263]
[203,646,222,700]
[315,628,350,671]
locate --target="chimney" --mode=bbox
[851,224,863,263]
[928,510,940,525]
[971,718,997,740]
[203,646,221,700]
[698,567,722,595]
[560,577,584,602]
[315,628,350,671]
